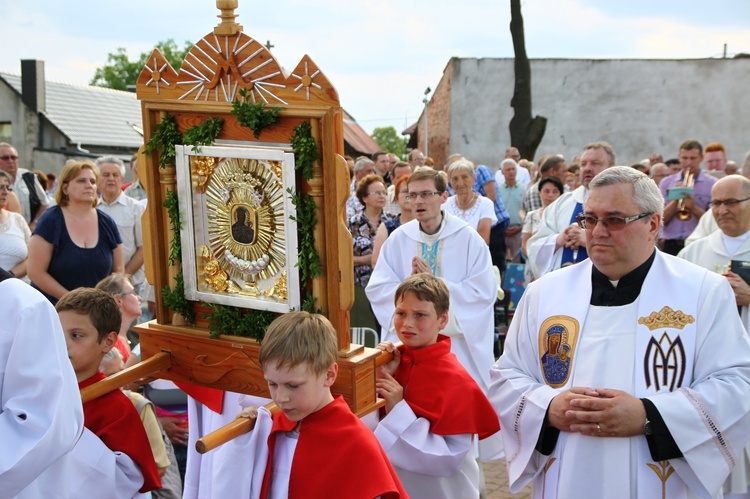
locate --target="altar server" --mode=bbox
[491,166,750,498]
[214,312,406,499]
[0,269,84,498]
[57,288,161,497]
[366,167,502,460]
[375,274,500,498]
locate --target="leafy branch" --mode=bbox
[162,272,195,325]
[144,113,182,168]
[290,121,319,181]
[231,88,281,139]
[183,117,224,152]
[205,304,276,341]
[288,189,323,283]
[162,189,182,266]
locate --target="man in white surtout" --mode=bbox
[679,175,750,497]
[366,168,501,459]
[490,166,750,498]
[527,141,615,277]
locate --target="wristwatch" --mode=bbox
[644,418,653,436]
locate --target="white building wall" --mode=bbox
[448,58,750,169]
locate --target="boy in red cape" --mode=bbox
[228,311,406,499]
[56,288,161,497]
[375,274,501,498]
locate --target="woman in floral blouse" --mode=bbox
[348,174,395,330]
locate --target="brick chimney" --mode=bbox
[21,59,45,114]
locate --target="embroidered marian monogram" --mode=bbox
[538,316,580,388]
[644,332,686,392]
[639,306,693,392]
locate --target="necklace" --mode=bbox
[456,192,477,211]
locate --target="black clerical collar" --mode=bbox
[590,251,656,306]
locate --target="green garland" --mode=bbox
[290,121,319,181]
[205,304,275,340]
[162,189,182,266]
[161,272,195,325]
[289,121,323,313]
[143,113,182,169]
[156,113,325,334]
[183,117,224,153]
[231,88,281,139]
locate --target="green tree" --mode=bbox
[90,39,193,90]
[371,126,407,158]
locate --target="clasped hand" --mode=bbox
[548,387,646,438]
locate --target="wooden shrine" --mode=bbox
[125,0,384,420]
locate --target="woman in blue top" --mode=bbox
[27,161,123,304]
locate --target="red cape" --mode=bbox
[79,371,162,492]
[261,396,406,499]
[175,381,224,414]
[394,335,500,439]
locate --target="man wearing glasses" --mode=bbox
[0,142,49,229]
[490,167,750,498]
[366,168,502,460]
[527,141,615,278]
[407,149,425,169]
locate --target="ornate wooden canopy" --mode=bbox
[130,1,383,416]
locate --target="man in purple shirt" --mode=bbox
[659,139,717,255]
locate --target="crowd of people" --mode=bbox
[4,134,750,498]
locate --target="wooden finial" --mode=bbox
[215,0,243,36]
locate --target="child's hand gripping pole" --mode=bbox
[195,343,404,454]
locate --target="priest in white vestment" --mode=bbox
[366,168,502,459]
[527,141,615,278]
[491,167,750,498]
[0,273,84,498]
[679,175,750,497]
[685,209,719,246]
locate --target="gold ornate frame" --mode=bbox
[176,145,300,313]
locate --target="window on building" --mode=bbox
[0,123,11,144]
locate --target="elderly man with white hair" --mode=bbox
[491,166,750,498]
[95,156,145,291]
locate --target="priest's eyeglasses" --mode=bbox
[406,191,443,201]
[708,197,750,208]
[576,212,652,230]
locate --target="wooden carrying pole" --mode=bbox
[80,352,173,404]
[196,344,403,454]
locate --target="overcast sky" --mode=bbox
[2,0,749,134]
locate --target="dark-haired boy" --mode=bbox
[56,288,161,497]
[375,274,500,498]
[217,311,406,499]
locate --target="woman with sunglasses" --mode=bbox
[96,273,142,362]
[348,174,396,330]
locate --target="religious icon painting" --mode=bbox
[175,144,301,313]
[538,315,580,388]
